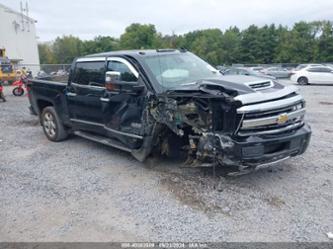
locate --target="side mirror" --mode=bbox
[105,71,121,91]
[105,71,144,94]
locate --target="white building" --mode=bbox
[0,3,39,73]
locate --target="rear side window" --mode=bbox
[72,61,105,86]
[307,67,332,73]
[107,60,138,82]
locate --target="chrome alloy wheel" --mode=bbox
[43,112,57,138]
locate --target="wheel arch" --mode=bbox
[297,76,309,84]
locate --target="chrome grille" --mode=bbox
[237,95,305,136]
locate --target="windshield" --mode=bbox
[142,52,220,88]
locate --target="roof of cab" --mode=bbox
[81,49,185,59]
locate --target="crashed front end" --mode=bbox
[149,80,311,173]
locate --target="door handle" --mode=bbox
[67,92,77,97]
[100,97,110,102]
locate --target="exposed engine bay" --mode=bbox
[137,80,311,174]
[147,83,243,169]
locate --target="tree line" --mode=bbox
[38,21,333,66]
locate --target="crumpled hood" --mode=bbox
[164,75,284,97]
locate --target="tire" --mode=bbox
[41,106,68,142]
[0,92,6,102]
[297,77,309,85]
[12,87,24,96]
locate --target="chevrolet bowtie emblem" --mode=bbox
[277,113,289,125]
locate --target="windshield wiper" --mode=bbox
[180,81,200,86]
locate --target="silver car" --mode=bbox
[262,67,292,78]
[222,67,276,80]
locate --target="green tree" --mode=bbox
[120,23,161,49]
[82,36,119,55]
[275,22,317,63]
[314,21,333,62]
[178,29,223,65]
[239,25,263,63]
[53,35,83,64]
[220,27,241,64]
[38,43,56,64]
[38,20,333,65]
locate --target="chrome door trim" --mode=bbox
[71,82,105,90]
[75,57,139,79]
[107,57,139,78]
[66,92,77,97]
[100,97,110,102]
[76,57,105,62]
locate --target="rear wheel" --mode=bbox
[297,77,309,85]
[12,87,24,96]
[41,106,68,142]
[0,92,6,102]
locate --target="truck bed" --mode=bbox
[28,79,69,121]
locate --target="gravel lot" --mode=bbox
[0,80,332,242]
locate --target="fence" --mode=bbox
[0,63,71,84]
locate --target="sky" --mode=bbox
[1,0,333,42]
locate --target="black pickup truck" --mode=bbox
[28,49,311,174]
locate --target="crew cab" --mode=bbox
[28,49,311,174]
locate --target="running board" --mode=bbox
[74,131,132,152]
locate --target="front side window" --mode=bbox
[319,67,332,73]
[107,60,138,82]
[72,61,105,86]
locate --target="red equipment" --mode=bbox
[12,77,28,96]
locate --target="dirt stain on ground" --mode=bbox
[319,101,333,106]
[18,119,40,127]
[265,196,286,208]
[159,172,231,216]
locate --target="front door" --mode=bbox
[66,60,106,133]
[101,57,147,149]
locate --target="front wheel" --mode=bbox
[297,77,309,85]
[12,87,24,96]
[41,106,68,142]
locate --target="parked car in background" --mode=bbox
[223,67,276,80]
[324,64,333,70]
[292,64,323,73]
[249,66,264,72]
[36,70,52,80]
[216,65,227,71]
[291,65,333,85]
[261,67,292,78]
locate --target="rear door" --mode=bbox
[319,67,333,83]
[66,59,106,132]
[307,67,331,83]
